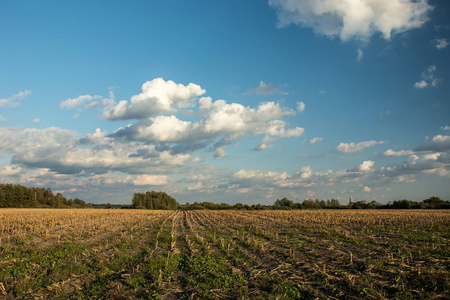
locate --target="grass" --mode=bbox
[0,209,448,299]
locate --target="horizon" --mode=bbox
[1,0,449,205]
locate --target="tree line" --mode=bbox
[1,182,448,210]
[178,196,449,210]
[0,183,90,208]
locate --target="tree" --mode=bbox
[422,196,449,209]
[274,198,295,209]
[131,191,178,210]
[330,199,340,208]
[0,183,88,208]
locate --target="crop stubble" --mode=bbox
[0,209,448,299]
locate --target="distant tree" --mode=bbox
[422,196,450,209]
[302,199,321,209]
[392,199,413,209]
[330,199,341,208]
[234,203,244,209]
[131,191,178,210]
[274,198,295,209]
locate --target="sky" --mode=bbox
[1,0,449,205]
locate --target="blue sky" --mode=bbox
[1,0,449,205]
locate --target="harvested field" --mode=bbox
[0,209,449,299]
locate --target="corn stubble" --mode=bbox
[0,208,448,299]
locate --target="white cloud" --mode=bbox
[414,80,428,89]
[357,160,375,172]
[60,95,101,110]
[122,115,194,143]
[85,90,116,109]
[113,99,302,154]
[245,81,287,95]
[335,140,384,153]
[0,165,23,176]
[187,181,203,191]
[395,175,416,183]
[32,118,40,123]
[300,166,312,179]
[310,137,323,144]
[233,169,292,187]
[0,127,191,175]
[254,143,272,151]
[363,186,371,192]
[430,135,450,143]
[268,0,432,41]
[297,101,305,112]
[133,174,170,186]
[214,146,228,159]
[191,157,202,163]
[0,90,31,107]
[232,159,378,190]
[435,38,449,49]
[441,125,450,131]
[415,135,450,152]
[379,150,450,182]
[383,149,415,157]
[414,65,439,88]
[0,115,6,121]
[103,78,206,120]
[356,48,363,62]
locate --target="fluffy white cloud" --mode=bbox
[435,38,449,50]
[60,95,101,109]
[214,146,228,159]
[269,0,432,41]
[415,135,450,152]
[300,166,312,179]
[357,160,375,172]
[297,101,305,113]
[0,127,191,175]
[430,135,450,143]
[103,78,206,120]
[335,140,384,153]
[414,80,428,89]
[245,81,287,95]
[133,174,170,186]
[379,151,450,182]
[0,90,31,107]
[441,125,450,131]
[310,137,323,144]
[383,149,415,157]
[118,116,195,143]
[0,165,23,176]
[113,99,303,154]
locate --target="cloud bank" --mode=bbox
[269,0,432,41]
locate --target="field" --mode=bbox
[0,209,449,299]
